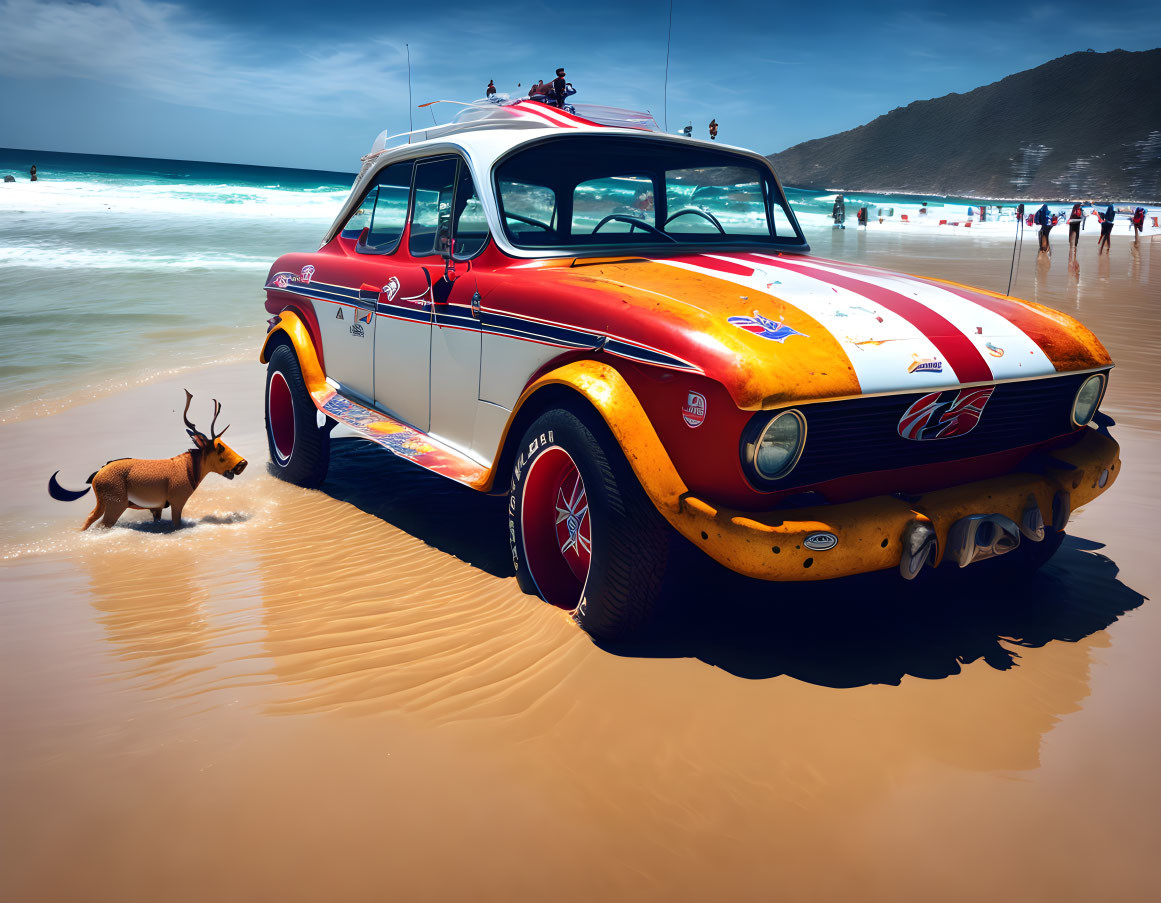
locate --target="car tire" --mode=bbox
[508,406,671,640]
[265,343,329,488]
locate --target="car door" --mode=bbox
[372,157,454,431]
[315,186,379,401]
[427,160,488,457]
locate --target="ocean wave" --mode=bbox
[1,178,348,220]
[0,246,272,270]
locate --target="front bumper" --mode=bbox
[663,427,1120,581]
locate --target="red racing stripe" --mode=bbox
[665,254,756,277]
[743,254,994,383]
[514,103,578,128]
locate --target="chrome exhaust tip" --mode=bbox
[900,521,937,581]
[946,513,1022,568]
[1020,496,1045,542]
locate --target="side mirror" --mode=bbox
[442,237,457,282]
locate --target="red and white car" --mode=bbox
[260,100,1120,638]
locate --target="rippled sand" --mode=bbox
[2,234,1159,902]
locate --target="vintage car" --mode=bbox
[259,99,1120,638]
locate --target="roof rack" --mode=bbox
[362,98,662,162]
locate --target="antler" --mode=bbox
[210,398,230,439]
[182,389,199,434]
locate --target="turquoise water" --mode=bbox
[0,146,1056,420]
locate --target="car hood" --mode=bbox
[551,251,1111,410]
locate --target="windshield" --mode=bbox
[495,135,805,252]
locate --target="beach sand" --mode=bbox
[2,232,1159,901]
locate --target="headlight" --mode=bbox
[751,410,806,481]
[1071,374,1105,427]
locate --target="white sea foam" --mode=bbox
[0,178,349,220]
[0,246,272,270]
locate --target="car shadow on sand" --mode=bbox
[322,437,1146,687]
[320,438,513,577]
[600,535,1147,686]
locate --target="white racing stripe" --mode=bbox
[657,255,970,393]
[776,255,1056,381]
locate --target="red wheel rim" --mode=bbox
[521,447,592,609]
[268,371,295,464]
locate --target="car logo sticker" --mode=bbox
[349,322,365,338]
[907,354,944,374]
[681,391,707,428]
[727,310,807,343]
[898,386,995,441]
[273,273,289,288]
[384,276,400,301]
[335,307,344,320]
[985,342,1004,357]
[300,265,315,284]
[803,532,838,551]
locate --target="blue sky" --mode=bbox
[1,0,1157,172]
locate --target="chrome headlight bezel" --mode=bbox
[1071,373,1107,428]
[741,409,807,487]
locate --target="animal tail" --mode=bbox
[48,471,93,502]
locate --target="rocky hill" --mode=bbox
[768,49,1161,202]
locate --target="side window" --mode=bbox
[768,187,797,238]
[452,164,489,258]
[362,161,413,253]
[409,157,459,257]
[340,187,377,239]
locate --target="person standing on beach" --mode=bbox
[1067,202,1085,252]
[1131,207,1145,242]
[1035,203,1053,255]
[1097,204,1114,254]
[30,164,37,181]
[832,194,846,229]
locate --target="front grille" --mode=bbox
[768,371,1097,490]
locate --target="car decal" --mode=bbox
[266,272,700,372]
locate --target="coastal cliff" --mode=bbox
[769,49,1161,202]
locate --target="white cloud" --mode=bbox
[0,0,409,117]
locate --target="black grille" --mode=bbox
[763,371,1098,490]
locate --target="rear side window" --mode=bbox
[360,161,413,253]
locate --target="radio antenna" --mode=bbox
[663,0,673,132]
[406,44,414,141]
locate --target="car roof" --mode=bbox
[322,101,778,252]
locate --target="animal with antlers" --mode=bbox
[48,390,247,530]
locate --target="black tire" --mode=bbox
[508,406,672,640]
[265,343,330,488]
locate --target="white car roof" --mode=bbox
[322,100,774,255]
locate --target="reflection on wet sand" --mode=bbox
[249,444,585,719]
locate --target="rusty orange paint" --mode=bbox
[553,260,863,409]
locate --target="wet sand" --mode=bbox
[2,233,1160,901]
